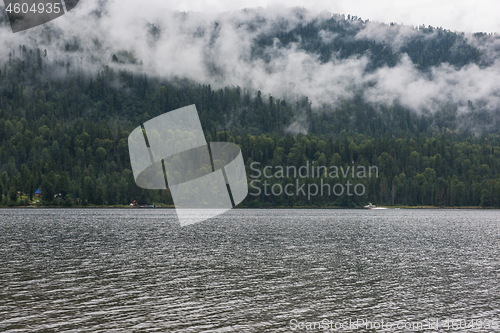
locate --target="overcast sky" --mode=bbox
[120,0,500,34]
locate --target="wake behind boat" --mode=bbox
[364,203,388,209]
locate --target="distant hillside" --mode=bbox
[0,49,499,208]
[0,6,499,208]
[252,14,484,70]
[1,5,499,134]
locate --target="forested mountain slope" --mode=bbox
[0,48,499,207]
[0,6,499,207]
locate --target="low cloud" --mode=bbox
[1,1,500,118]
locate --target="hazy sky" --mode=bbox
[122,0,500,33]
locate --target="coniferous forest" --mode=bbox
[0,45,499,208]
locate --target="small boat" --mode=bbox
[364,203,387,209]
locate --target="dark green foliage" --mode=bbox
[0,47,499,207]
[400,27,482,69]
[8,186,17,204]
[252,15,482,71]
[41,175,54,204]
[239,131,500,207]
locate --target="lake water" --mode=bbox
[0,209,499,332]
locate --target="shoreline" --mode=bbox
[0,205,496,209]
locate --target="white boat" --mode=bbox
[363,203,387,209]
